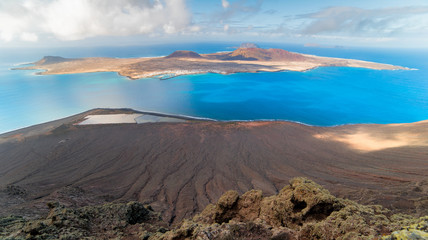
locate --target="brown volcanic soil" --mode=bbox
[0,109,427,224]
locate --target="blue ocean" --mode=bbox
[1,42,427,134]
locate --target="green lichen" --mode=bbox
[382,217,428,240]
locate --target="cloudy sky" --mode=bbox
[1,0,428,48]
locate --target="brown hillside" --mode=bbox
[223,48,307,61]
[165,50,203,59]
[1,109,427,224]
[35,56,75,65]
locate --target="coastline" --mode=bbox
[2,108,428,152]
[13,47,410,80]
[2,106,428,137]
[0,108,215,138]
[3,106,428,136]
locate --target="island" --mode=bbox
[15,44,410,80]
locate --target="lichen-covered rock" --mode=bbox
[126,201,150,224]
[158,177,423,240]
[235,190,263,222]
[195,189,264,225]
[0,215,26,240]
[213,190,239,223]
[382,216,428,240]
[259,177,344,228]
[1,178,426,240]
[157,220,297,240]
[1,201,163,240]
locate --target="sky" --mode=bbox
[1,0,428,48]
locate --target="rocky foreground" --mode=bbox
[1,178,427,240]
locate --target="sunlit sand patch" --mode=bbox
[314,130,428,152]
[78,114,142,125]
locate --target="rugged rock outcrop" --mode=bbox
[0,201,166,240]
[160,178,423,240]
[2,178,426,240]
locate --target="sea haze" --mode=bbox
[0,43,427,133]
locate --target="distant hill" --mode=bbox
[165,50,203,59]
[222,48,307,61]
[239,42,260,48]
[35,56,74,65]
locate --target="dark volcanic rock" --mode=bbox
[6,185,27,197]
[127,201,150,224]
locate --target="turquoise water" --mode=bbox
[1,43,428,133]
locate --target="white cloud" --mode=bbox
[217,0,263,21]
[224,24,230,32]
[20,32,38,42]
[0,0,191,42]
[221,0,230,9]
[299,6,428,37]
[189,25,202,32]
[194,0,263,37]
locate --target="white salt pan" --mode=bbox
[78,114,142,125]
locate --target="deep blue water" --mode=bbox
[1,42,427,133]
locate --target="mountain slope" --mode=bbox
[1,109,427,224]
